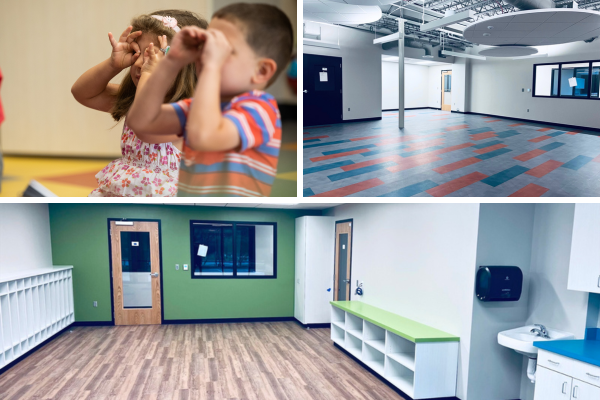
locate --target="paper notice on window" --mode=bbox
[197,244,208,257]
[568,77,577,87]
[320,72,328,82]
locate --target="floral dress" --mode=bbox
[89,122,180,197]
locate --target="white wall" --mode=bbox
[467,204,536,400]
[468,41,600,129]
[324,203,481,399]
[382,61,430,110]
[519,204,592,400]
[0,204,54,276]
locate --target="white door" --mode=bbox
[568,204,600,293]
[571,379,600,399]
[535,366,572,400]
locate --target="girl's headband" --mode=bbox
[151,15,180,32]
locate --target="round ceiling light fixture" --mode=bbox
[304,0,383,25]
[478,46,539,57]
[464,9,600,46]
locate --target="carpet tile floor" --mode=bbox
[303,110,600,197]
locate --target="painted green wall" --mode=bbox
[48,204,320,322]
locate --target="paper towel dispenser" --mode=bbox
[476,266,523,302]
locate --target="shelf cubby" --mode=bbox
[331,306,345,329]
[385,355,415,398]
[363,341,385,376]
[331,323,345,346]
[386,331,416,371]
[345,330,363,359]
[346,312,363,340]
[364,321,386,354]
[0,267,74,370]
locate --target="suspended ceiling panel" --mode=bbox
[464,9,600,46]
[478,45,539,57]
[304,0,382,24]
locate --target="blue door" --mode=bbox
[303,54,343,127]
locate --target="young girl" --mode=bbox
[71,10,207,197]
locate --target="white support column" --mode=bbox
[398,21,405,129]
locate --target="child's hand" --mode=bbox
[166,27,205,67]
[108,26,142,70]
[140,37,167,76]
[200,29,233,69]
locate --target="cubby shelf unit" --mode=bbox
[0,267,74,370]
[330,301,459,400]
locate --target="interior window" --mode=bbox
[534,64,559,97]
[191,221,276,278]
[560,62,590,98]
[592,62,600,99]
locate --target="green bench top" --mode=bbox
[331,301,460,343]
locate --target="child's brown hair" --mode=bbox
[213,3,294,86]
[111,10,208,121]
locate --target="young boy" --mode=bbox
[128,3,293,196]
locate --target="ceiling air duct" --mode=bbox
[503,0,555,9]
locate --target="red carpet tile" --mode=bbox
[592,154,600,163]
[473,143,508,154]
[509,183,549,197]
[304,135,328,140]
[486,119,502,122]
[340,156,399,172]
[509,123,525,127]
[537,128,552,132]
[433,157,481,174]
[426,172,488,197]
[310,148,370,162]
[40,171,99,187]
[525,160,564,178]
[514,149,546,162]
[430,142,474,155]
[470,131,497,141]
[387,154,442,173]
[565,131,581,135]
[529,135,552,143]
[311,178,384,197]
[445,124,469,131]
[350,134,392,142]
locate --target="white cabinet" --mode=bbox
[568,204,600,293]
[535,350,600,400]
[294,216,334,325]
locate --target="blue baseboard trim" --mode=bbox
[164,317,295,325]
[294,320,330,329]
[72,321,115,327]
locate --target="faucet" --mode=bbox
[531,324,550,339]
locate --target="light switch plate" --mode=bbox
[175,264,179,271]
[183,264,189,271]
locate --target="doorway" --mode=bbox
[334,219,353,301]
[109,220,162,325]
[303,54,343,126]
[441,70,452,111]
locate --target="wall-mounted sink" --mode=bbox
[498,325,574,358]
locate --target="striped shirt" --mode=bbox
[171,91,281,197]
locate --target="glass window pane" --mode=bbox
[592,62,599,99]
[560,62,590,98]
[237,224,274,277]
[120,231,152,308]
[535,64,559,96]
[192,224,234,276]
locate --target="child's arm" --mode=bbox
[184,30,240,152]
[71,26,141,112]
[128,28,204,141]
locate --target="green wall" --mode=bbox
[48,204,320,322]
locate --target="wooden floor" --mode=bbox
[0,322,404,400]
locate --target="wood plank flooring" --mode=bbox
[0,322,404,400]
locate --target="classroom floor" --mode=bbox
[303,110,600,197]
[0,322,403,400]
[0,121,297,198]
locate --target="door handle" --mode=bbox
[562,382,567,394]
[586,372,600,379]
[597,275,600,288]
[150,273,159,278]
[342,279,350,284]
[573,385,579,398]
[303,90,308,93]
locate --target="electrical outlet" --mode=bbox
[348,108,350,111]
[527,109,530,112]
[176,264,180,271]
[93,301,98,307]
